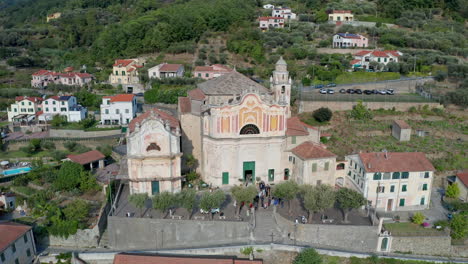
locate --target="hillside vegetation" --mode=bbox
[0,0,467,106]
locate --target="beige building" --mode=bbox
[329,10,354,22]
[46,12,61,22]
[448,171,468,202]
[392,120,411,141]
[346,152,435,211]
[0,222,36,264]
[126,108,182,195]
[7,96,43,122]
[178,58,334,187]
[290,141,338,186]
[109,59,144,93]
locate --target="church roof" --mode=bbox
[196,71,270,96]
[129,108,179,133]
[276,56,287,65]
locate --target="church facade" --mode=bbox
[126,108,183,195]
[178,58,340,188]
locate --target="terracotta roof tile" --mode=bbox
[384,50,401,57]
[393,120,411,129]
[456,171,468,187]
[259,16,284,20]
[359,152,435,173]
[292,141,336,160]
[354,50,371,56]
[187,88,206,100]
[113,59,136,67]
[178,97,191,113]
[350,59,361,65]
[159,64,183,72]
[67,150,105,165]
[370,51,389,57]
[113,253,263,264]
[104,94,135,103]
[0,222,32,252]
[129,108,179,133]
[15,96,43,103]
[286,117,317,136]
[32,69,52,76]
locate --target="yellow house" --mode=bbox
[109,59,144,93]
[329,10,354,22]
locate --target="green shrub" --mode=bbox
[446,183,461,199]
[293,248,322,264]
[411,212,425,225]
[313,107,332,123]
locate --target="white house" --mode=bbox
[148,63,184,79]
[0,192,16,211]
[258,16,285,31]
[351,50,403,70]
[7,96,43,122]
[345,152,435,212]
[100,94,137,126]
[0,222,36,264]
[272,6,297,20]
[39,95,87,122]
[333,33,368,48]
[31,70,93,88]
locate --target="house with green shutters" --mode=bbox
[345,152,435,212]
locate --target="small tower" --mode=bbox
[271,57,292,115]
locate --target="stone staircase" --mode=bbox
[253,210,283,243]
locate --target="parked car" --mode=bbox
[326,83,337,87]
[319,89,327,94]
[327,89,334,94]
[387,89,395,95]
[364,90,372,95]
[339,89,346,93]
[315,84,324,89]
[346,89,355,94]
[134,92,144,97]
[355,89,363,94]
[378,90,387,95]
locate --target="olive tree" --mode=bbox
[231,185,257,216]
[336,188,367,222]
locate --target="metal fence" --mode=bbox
[300,91,435,103]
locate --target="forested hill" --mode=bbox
[0,0,258,66]
[0,0,466,92]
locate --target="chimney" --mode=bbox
[368,163,371,169]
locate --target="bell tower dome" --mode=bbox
[271,56,291,116]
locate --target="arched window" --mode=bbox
[146,142,161,151]
[240,124,260,135]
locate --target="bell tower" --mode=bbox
[270,56,292,115]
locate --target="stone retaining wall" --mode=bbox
[108,216,251,250]
[299,101,442,113]
[391,236,452,257]
[49,129,122,138]
[274,212,379,252]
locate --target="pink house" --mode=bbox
[333,33,368,48]
[31,70,93,88]
[258,16,285,31]
[193,64,233,80]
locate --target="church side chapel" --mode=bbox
[126,108,183,195]
[125,58,340,196]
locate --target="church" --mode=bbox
[177,58,340,189]
[124,58,341,195]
